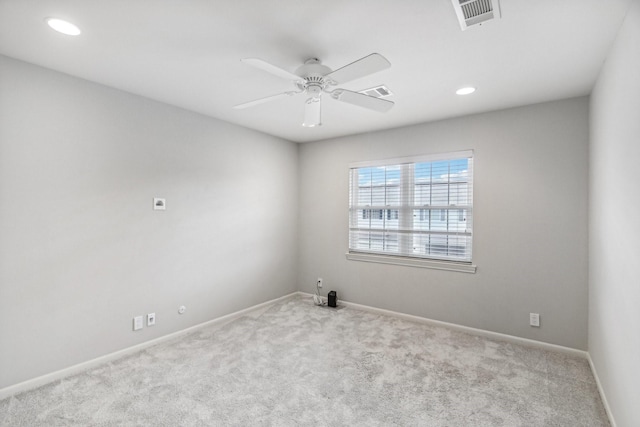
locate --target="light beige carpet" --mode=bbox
[0,296,609,426]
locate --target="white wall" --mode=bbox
[0,55,298,389]
[299,97,589,349]
[589,0,640,425]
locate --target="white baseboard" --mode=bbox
[297,291,587,358]
[587,353,617,427]
[0,292,297,401]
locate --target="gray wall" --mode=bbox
[0,55,298,389]
[589,0,640,425]
[298,97,589,350]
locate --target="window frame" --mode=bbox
[347,150,476,274]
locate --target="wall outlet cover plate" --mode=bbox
[529,313,540,327]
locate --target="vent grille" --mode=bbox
[452,0,501,30]
[460,0,492,19]
[359,85,393,98]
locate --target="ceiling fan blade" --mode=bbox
[233,91,297,109]
[303,97,322,127]
[325,53,391,85]
[333,89,394,112]
[241,58,303,82]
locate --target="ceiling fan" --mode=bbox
[233,53,394,127]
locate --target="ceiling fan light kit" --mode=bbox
[234,53,394,127]
[303,97,322,127]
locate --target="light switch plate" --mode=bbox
[133,316,143,331]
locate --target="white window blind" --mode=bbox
[348,151,473,263]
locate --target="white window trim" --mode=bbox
[347,150,475,272]
[346,252,477,273]
[349,150,473,169]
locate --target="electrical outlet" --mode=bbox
[147,312,156,326]
[317,278,323,288]
[133,316,143,331]
[529,313,540,327]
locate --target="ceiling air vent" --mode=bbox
[359,85,393,99]
[452,0,501,31]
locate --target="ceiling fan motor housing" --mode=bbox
[295,59,333,96]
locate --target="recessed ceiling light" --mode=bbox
[46,18,81,36]
[456,87,476,95]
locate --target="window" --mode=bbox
[348,150,473,267]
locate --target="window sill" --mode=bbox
[345,252,477,273]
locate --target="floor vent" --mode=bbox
[359,85,393,98]
[452,0,501,30]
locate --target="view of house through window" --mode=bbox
[348,151,473,263]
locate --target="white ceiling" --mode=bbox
[0,0,632,143]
